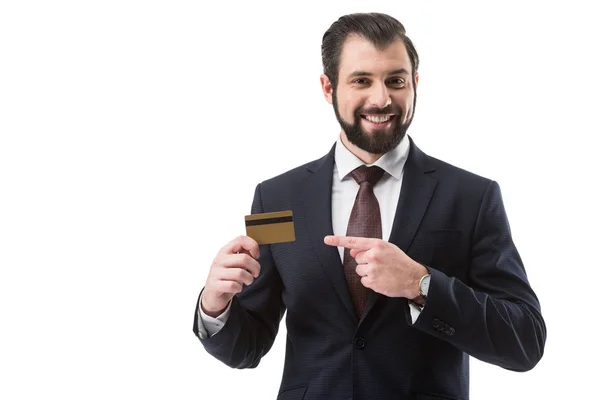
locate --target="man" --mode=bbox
[193,12,546,400]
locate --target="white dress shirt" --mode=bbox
[197,134,424,339]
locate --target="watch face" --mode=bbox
[420,274,431,295]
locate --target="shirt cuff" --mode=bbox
[408,301,422,324]
[197,294,232,339]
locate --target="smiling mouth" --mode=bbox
[361,114,396,124]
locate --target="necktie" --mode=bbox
[343,165,385,317]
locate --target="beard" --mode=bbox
[332,88,416,155]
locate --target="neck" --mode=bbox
[340,131,384,165]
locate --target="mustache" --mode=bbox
[356,105,402,115]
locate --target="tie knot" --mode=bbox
[350,165,385,186]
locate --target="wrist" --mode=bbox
[200,293,229,318]
[410,264,430,306]
[411,263,428,296]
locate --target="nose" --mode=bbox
[368,83,391,109]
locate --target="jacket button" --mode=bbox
[354,336,366,349]
[448,327,455,336]
[432,318,440,329]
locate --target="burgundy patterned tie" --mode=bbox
[344,165,385,317]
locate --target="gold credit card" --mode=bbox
[245,210,295,245]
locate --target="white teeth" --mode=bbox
[364,115,391,123]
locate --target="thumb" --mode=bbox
[350,248,366,258]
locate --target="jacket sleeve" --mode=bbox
[192,183,286,368]
[412,180,546,371]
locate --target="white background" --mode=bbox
[1,1,598,399]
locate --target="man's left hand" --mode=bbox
[324,235,428,299]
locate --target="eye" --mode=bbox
[353,78,370,85]
[388,77,406,87]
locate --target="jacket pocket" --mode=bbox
[277,385,307,400]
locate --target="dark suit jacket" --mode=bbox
[193,137,546,400]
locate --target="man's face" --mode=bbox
[321,36,418,155]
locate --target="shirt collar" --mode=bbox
[334,134,410,182]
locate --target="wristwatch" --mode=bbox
[411,273,430,307]
[419,273,430,299]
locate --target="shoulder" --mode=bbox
[430,154,491,183]
[410,139,497,196]
[257,144,335,189]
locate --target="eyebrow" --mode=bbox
[348,68,410,78]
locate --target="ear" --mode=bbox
[414,72,419,88]
[320,74,333,104]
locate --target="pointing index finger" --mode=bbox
[324,235,377,250]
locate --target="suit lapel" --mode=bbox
[361,137,437,321]
[388,137,437,251]
[302,143,358,323]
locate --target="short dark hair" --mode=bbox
[321,12,419,89]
